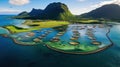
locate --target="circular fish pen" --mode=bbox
[4,24,113,54]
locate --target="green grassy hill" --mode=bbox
[15,2,75,21]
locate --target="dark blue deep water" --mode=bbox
[0,15,120,67]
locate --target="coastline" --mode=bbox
[46,44,112,55]
[0,34,36,46]
[2,20,70,34]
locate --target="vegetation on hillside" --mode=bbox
[14,2,75,21]
[80,4,120,21]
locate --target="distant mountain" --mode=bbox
[15,2,74,20]
[29,8,43,18]
[81,4,120,20]
[15,11,30,19]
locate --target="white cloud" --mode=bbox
[75,0,120,15]
[77,0,86,2]
[9,0,30,6]
[0,8,21,13]
[91,0,120,8]
[70,8,90,15]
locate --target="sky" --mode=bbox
[0,0,120,15]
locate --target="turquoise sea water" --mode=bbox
[0,15,25,26]
[0,15,120,67]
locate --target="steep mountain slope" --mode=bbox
[81,4,120,20]
[15,2,74,20]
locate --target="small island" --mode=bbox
[4,20,69,34]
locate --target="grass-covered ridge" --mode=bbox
[5,20,69,34]
[46,41,99,53]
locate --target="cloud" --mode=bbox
[0,8,21,13]
[91,0,120,8]
[76,0,120,15]
[71,8,89,15]
[77,0,86,2]
[9,0,30,6]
